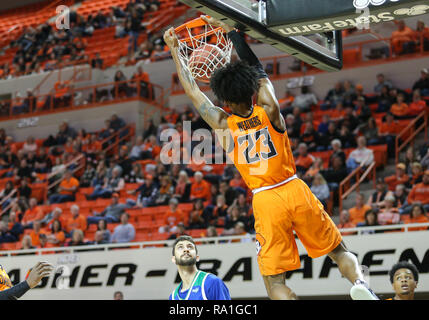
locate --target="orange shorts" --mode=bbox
[252,178,342,276]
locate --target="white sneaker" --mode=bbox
[350,281,379,300]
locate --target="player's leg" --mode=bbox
[327,242,379,300]
[252,188,301,300]
[262,273,298,300]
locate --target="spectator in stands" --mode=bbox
[0,220,18,244]
[130,65,151,98]
[349,193,372,225]
[188,199,206,230]
[391,20,416,55]
[56,121,77,145]
[111,213,135,243]
[394,184,408,208]
[415,20,429,51]
[291,86,317,113]
[21,235,36,250]
[320,156,348,194]
[125,163,145,184]
[278,89,295,114]
[404,203,429,231]
[86,167,124,200]
[340,105,360,133]
[14,158,35,182]
[295,143,314,175]
[317,114,331,136]
[79,162,95,188]
[128,174,158,208]
[91,52,104,69]
[65,204,87,236]
[65,229,88,247]
[356,209,381,234]
[303,157,324,185]
[17,178,32,200]
[402,146,418,175]
[223,206,249,235]
[97,219,111,243]
[46,219,66,247]
[112,70,130,98]
[34,147,52,174]
[135,40,153,62]
[367,178,392,210]
[379,112,400,158]
[410,162,424,185]
[40,207,65,230]
[29,220,45,247]
[88,193,126,225]
[173,170,191,203]
[190,171,211,201]
[357,117,381,146]
[374,73,393,94]
[301,122,320,152]
[129,136,144,161]
[384,163,410,192]
[49,170,79,204]
[310,173,330,209]
[408,89,427,116]
[226,221,252,243]
[390,93,411,119]
[337,209,356,236]
[338,124,356,149]
[21,198,44,229]
[400,170,429,215]
[346,136,374,171]
[328,139,345,167]
[321,81,344,110]
[152,176,174,206]
[412,68,429,96]
[22,136,38,155]
[110,113,127,133]
[377,194,400,225]
[159,198,185,233]
[376,85,394,113]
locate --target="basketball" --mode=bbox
[188,44,226,82]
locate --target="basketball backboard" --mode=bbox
[179,0,429,72]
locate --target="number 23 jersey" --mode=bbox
[226,105,296,191]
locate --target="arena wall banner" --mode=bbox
[1,231,428,299]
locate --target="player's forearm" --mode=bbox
[171,50,199,94]
[0,281,30,300]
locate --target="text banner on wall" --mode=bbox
[1,231,428,299]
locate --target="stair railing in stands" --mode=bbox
[101,123,136,157]
[395,110,428,165]
[339,157,376,213]
[0,189,17,217]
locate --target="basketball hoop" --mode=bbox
[174,16,233,83]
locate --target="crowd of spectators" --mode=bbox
[0,0,166,80]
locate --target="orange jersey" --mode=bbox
[0,265,12,291]
[227,105,296,191]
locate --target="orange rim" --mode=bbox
[174,16,226,46]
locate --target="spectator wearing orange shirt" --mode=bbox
[408,90,427,116]
[295,143,314,175]
[391,20,416,55]
[390,93,410,119]
[400,170,429,215]
[29,221,46,247]
[131,65,152,98]
[379,112,402,158]
[337,209,356,236]
[384,163,410,191]
[65,204,87,236]
[49,170,79,204]
[348,193,371,225]
[46,219,66,247]
[190,171,211,201]
[159,198,185,233]
[403,203,429,231]
[21,198,44,228]
[229,170,247,192]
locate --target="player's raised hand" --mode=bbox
[163,28,179,50]
[201,15,234,33]
[26,261,54,288]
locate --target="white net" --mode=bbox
[177,23,233,83]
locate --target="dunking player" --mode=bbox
[169,235,231,300]
[163,16,378,300]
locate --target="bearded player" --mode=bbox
[163,16,378,300]
[169,235,230,300]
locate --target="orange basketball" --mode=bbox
[188,44,226,83]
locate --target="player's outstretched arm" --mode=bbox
[202,16,285,132]
[164,28,229,131]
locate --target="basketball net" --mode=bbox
[175,17,233,83]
